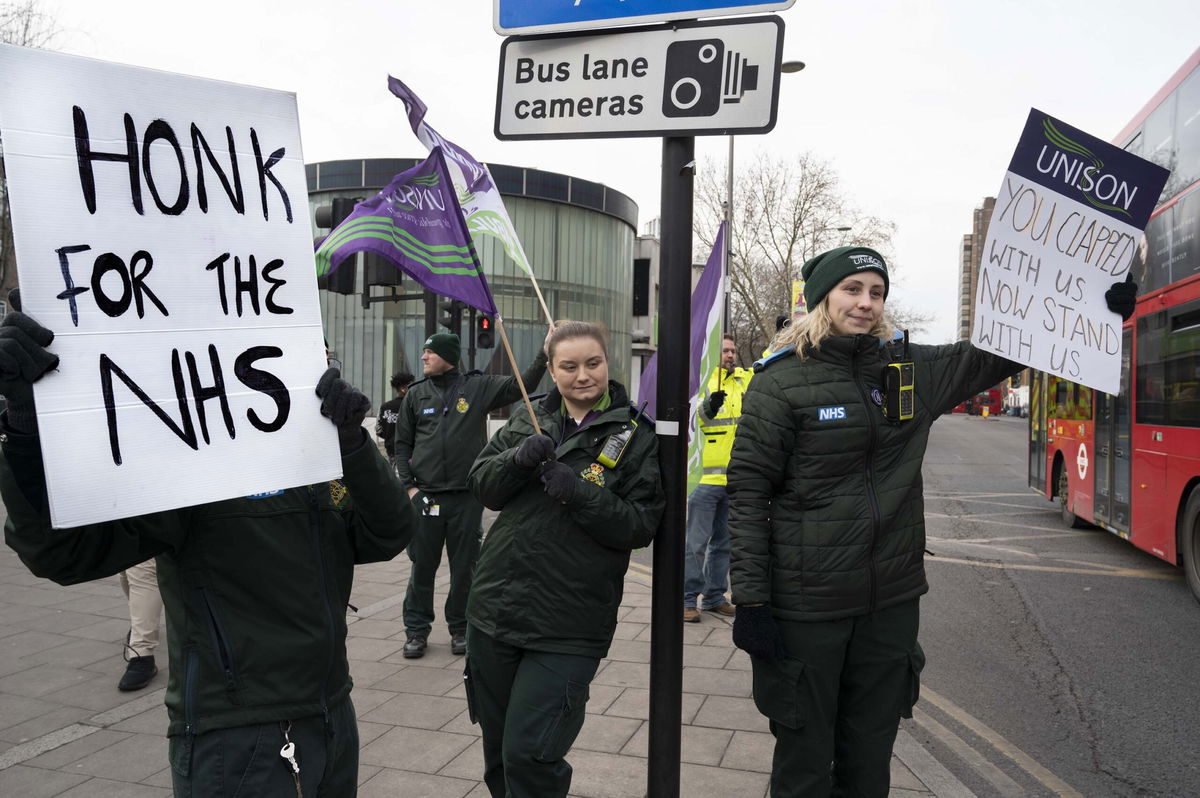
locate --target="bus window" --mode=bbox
[1138,301,1200,427]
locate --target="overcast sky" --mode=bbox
[40,0,1200,343]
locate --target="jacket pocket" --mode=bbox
[462,664,478,725]
[197,587,240,698]
[900,642,926,719]
[751,656,806,729]
[535,679,589,762]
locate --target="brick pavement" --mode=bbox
[0,542,973,797]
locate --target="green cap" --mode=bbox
[801,246,889,311]
[423,332,460,366]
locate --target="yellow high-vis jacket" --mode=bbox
[698,366,753,486]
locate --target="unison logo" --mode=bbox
[1036,118,1136,218]
[390,172,445,212]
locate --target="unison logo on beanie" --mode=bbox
[849,253,884,270]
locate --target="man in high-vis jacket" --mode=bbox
[683,334,752,622]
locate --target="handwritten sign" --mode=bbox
[972,109,1169,395]
[0,45,340,527]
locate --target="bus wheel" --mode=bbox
[1058,467,1088,529]
[1182,490,1200,605]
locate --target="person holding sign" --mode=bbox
[463,321,664,798]
[394,329,550,660]
[726,247,1136,798]
[0,297,417,796]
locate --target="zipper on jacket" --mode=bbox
[197,587,238,692]
[851,343,883,612]
[184,649,199,736]
[307,485,336,719]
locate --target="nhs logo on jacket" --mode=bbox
[817,406,847,421]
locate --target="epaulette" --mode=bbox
[407,376,431,389]
[753,345,795,372]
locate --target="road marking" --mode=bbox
[893,728,978,798]
[928,497,1056,511]
[911,706,1023,796]
[925,513,1072,534]
[922,687,1085,798]
[933,532,1081,544]
[926,554,1179,580]
[926,492,1036,499]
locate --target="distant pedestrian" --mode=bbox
[376,371,415,467]
[394,328,550,659]
[727,246,1139,797]
[465,320,664,798]
[683,334,750,623]
[118,558,163,691]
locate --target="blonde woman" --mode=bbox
[726,246,1136,797]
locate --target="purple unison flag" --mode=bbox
[388,76,536,277]
[637,223,726,418]
[314,147,497,315]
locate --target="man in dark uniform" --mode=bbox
[0,294,418,795]
[376,371,414,467]
[395,329,549,658]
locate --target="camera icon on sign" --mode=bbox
[662,39,760,118]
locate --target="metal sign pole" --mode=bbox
[648,134,694,798]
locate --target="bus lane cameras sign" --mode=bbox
[495,16,783,140]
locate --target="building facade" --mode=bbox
[307,158,639,410]
[957,196,995,340]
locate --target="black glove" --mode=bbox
[732,605,786,660]
[514,433,556,470]
[315,367,371,454]
[540,460,577,503]
[706,390,727,416]
[1105,273,1137,321]
[0,293,59,434]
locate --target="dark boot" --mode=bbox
[403,636,427,659]
[118,655,158,691]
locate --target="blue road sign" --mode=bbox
[494,0,796,35]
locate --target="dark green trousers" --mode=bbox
[751,599,924,798]
[402,490,483,637]
[464,625,600,798]
[168,697,358,797]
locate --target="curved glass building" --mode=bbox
[307,158,638,409]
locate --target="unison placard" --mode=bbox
[972,109,1170,395]
[0,45,340,527]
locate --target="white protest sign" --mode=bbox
[0,44,340,528]
[972,109,1169,395]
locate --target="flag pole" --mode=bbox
[529,277,555,329]
[495,315,543,436]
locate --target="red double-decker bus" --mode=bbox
[1029,47,1200,604]
[970,385,1003,417]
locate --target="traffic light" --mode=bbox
[438,297,462,332]
[363,252,402,288]
[477,314,495,349]
[314,197,358,295]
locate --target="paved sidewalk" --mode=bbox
[0,546,973,797]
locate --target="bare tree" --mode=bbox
[1,2,62,296]
[694,150,930,360]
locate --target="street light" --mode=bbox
[724,59,806,331]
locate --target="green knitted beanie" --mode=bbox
[423,332,460,367]
[801,246,890,312]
